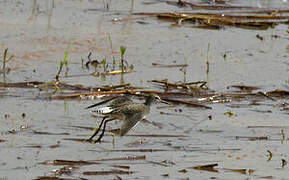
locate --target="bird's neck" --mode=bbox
[144,96,153,106]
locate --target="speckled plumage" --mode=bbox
[91,96,133,115]
[92,96,152,136]
[87,95,154,142]
[107,102,150,136]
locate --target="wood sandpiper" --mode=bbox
[86,94,159,143]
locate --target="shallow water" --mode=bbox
[0,0,289,179]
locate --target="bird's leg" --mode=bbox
[94,118,116,143]
[87,116,106,142]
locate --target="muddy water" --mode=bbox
[1,0,289,179]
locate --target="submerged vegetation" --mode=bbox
[84,45,133,78]
[1,48,14,83]
[42,46,70,93]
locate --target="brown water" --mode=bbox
[1,0,289,179]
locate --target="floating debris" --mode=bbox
[234,136,268,141]
[83,169,134,175]
[281,129,285,144]
[34,176,78,180]
[133,6,289,30]
[52,166,78,176]
[2,79,289,111]
[266,89,289,98]
[282,159,287,168]
[111,165,130,170]
[31,130,69,136]
[126,134,188,137]
[62,138,90,142]
[191,163,218,172]
[224,168,254,175]
[167,0,256,9]
[90,148,240,153]
[39,156,146,165]
[161,173,169,177]
[227,85,260,92]
[39,159,98,166]
[149,79,208,91]
[93,155,146,161]
[248,126,289,129]
[178,169,188,173]
[152,63,188,68]
[23,144,42,148]
[267,150,273,161]
[49,141,61,148]
[224,110,235,117]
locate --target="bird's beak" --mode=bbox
[155,95,170,104]
[160,99,170,104]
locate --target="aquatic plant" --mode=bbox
[83,44,133,77]
[108,33,116,70]
[1,48,14,82]
[63,45,69,77]
[101,58,108,72]
[44,47,69,93]
[120,46,126,73]
[56,46,69,80]
[206,43,210,77]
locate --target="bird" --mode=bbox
[86,94,157,143]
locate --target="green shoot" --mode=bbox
[206,43,210,77]
[108,33,116,65]
[3,49,8,62]
[55,60,64,81]
[2,48,14,82]
[81,57,84,69]
[108,33,113,52]
[120,46,126,57]
[3,49,7,73]
[42,47,71,93]
[42,80,61,93]
[101,58,107,72]
[63,44,69,77]
[183,56,188,83]
[112,58,116,71]
[2,49,7,82]
[120,46,126,73]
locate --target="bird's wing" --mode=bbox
[85,96,119,109]
[85,96,132,109]
[119,112,142,136]
[109,97,133,108]
[90,107,113,115]
[118,104,145,136]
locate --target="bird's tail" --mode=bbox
[90,107,113,115]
